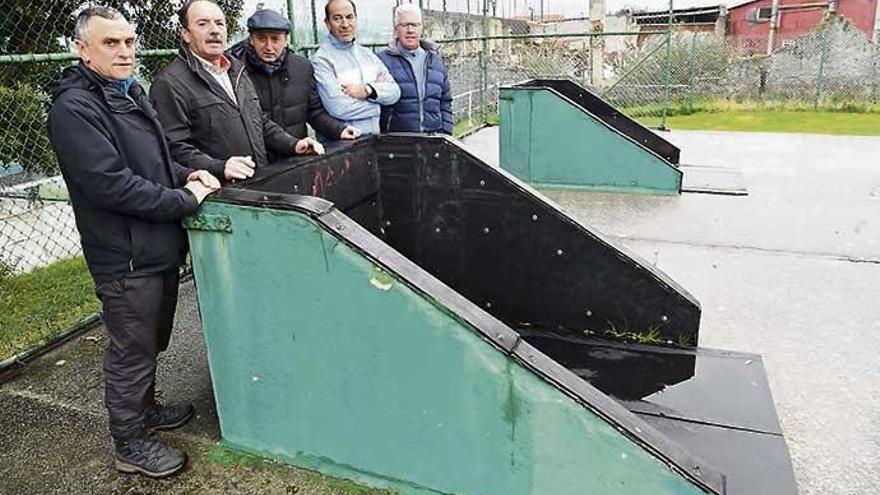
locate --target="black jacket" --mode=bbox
[149,47,300,177]
[228,41,345,145]
[47,64,200,283]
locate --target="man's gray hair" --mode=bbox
[75,6,127,41]
[394,3,422,25]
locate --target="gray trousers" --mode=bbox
[95,269,180,441]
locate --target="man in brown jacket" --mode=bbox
[150,0,323,182]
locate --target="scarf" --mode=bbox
[245,43,287,76]
[109,76,136,96]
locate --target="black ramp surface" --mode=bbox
[519,329,697,401]
[643,417,797,495]
[514,79,681,164]
[375,136,701,345]
[216,135,795,494]
[521,330,782,434]
[250,135,702,345]
[518,330,795,495]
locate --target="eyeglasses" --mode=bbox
[396,22,421,29]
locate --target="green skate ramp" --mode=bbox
[185,135,795,495]
[499,79,682,194]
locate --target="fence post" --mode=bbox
[480,0,489,123]
[813,25,831,110]
[287,0,298,51]
[660,0,673,130]
[870,42,879,103]
[767,0,781,55]
[311,0,319,44]
[686,32,697,113]
[589,0,606,87]
[588,35,594,86]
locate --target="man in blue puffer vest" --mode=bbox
[377,4,453,135]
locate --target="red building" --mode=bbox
[728,0,878,41]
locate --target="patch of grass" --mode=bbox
[205,444,261,467]
[620,97,880,134]
[673,98,880,115]
[323,477,387,493]
[0,256,100,360]
[453,112,500,137]
[663,109,880,136]
[600,322,666,346]
[203,444,396,494]
[622,98,880,132]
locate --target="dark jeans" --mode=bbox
[95,269,180,441]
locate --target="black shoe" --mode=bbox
[114,437,187,478]
[144,403,194,432]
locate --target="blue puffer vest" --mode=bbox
[377,39,453,134]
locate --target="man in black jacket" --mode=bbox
[48,6,220,478]
[150,0,323,182]
[227,9,361,149]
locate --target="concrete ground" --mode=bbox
[461,127,880,495]
[1,128,878,494]
[0,282,393,495]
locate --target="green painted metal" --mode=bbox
[186,200,709,495]
[182,214,232,233]
[499,88,682,194]
[311,0,319,45]
[0,49,175,65]
[287,0,298,51]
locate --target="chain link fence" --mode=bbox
[650,17,880,115]
[1,0,878,361]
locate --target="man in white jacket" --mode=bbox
[312,0,400,138]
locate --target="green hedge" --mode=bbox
[0,83,58,177]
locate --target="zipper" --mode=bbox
[401,54,423,132]
[234,65,246,97]
[128,221,135,272]
[233,64,260,158]
[419,54,429,132]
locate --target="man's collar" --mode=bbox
[75,63,142,112]
[77,62,113,86]
[388,38,435,56]
[327,33,356,49]
[396,40,424,57]
[397,40,424,55]
[109,77,137,96]
[191,51,232,73]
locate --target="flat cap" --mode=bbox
[247,9,291,33]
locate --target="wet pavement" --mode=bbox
[1,128,878,494]
[461,127,880,495]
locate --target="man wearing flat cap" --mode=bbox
[228,8,360,148]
